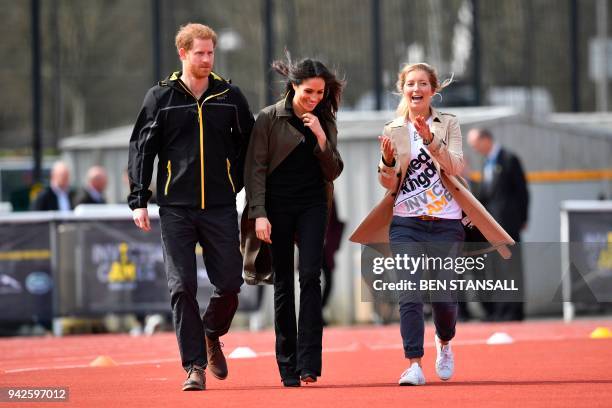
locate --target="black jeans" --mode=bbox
[389,216,465,359]
[159,205,243,371]
[268,203,328,380]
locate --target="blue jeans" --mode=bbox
[389,216,465,359]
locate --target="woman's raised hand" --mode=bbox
[302,113,327,151]
[414,115,433,144]
[378,135,395,165]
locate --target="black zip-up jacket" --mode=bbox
[128,71,254,210]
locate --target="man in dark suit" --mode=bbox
[467,128,529,321]
[74,166,108,205]
[31,161,74,212]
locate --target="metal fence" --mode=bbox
[1,0,610,154]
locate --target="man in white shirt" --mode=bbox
[31,161,74,212]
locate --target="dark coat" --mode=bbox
[128,71,254,210]
[472,148,529,241]
[73,188,106,205]
[241,97,344,284]
[30,187,75,211]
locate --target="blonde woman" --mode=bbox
[351,63,513,386]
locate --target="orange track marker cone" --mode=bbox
[89,355,118,367]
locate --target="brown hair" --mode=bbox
[395,63,452,117]
[175,23,217,53]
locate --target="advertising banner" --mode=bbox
[0,222,53,322]
[64,219,259,315]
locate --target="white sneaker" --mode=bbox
[435,335,454,381]
[398,362,426,386]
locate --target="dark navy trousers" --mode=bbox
[389,216,465,359]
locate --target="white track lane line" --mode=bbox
[1,333,583,374]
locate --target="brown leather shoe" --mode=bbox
[206,336,228,380]
[182,365,206,391]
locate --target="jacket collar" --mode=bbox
[162,70,229,96]
[275,93,293,117]
[388,107,443,128]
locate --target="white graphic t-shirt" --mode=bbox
[393,119,462,219]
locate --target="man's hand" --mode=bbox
[255,217,272,244]
[133,208,151,232]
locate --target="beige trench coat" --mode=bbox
[349,108,515,259]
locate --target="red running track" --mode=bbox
[1,319,611,407]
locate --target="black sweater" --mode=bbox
[265,112,326,211]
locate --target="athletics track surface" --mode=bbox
[1,319,611,407]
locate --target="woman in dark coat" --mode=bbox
[244,55,343,387]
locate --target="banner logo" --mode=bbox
[25,272,52,295]
[92,242,161,291]
[0,274,22,295]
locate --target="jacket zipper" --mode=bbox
[226,159,236,193]
[164,160,172,196]
[177,81,229,209]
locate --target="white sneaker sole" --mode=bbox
[399,381,425,386]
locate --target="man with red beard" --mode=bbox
[128,23,254,391]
